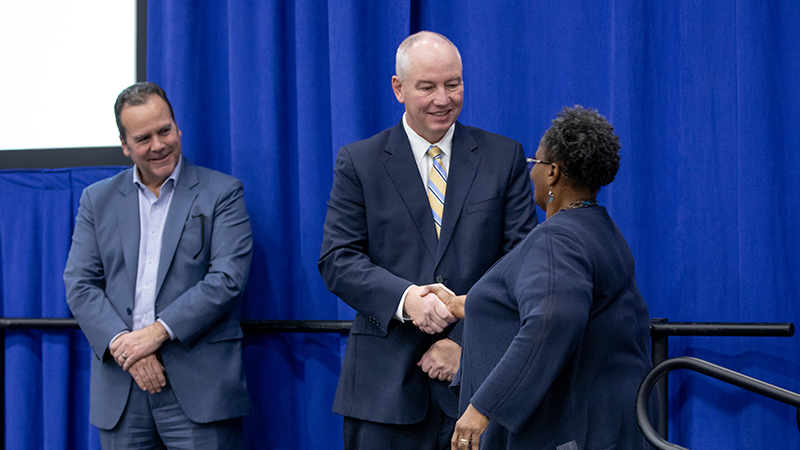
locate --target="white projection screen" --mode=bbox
[0,0,140,167]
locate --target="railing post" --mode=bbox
[650,318,670,439]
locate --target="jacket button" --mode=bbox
[435,275,444,283]
[126,308,132,315]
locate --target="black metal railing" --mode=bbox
[0,318,353,333]
[648,319,794,438]
[637,356,800,450]
[0,318,795,449]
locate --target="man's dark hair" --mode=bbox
[114,82,176,141]
[542,105,621,192]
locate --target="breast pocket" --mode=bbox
[183,214,203,230]
[465,196,503,214]
[181,213,206,260]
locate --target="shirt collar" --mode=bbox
[402,112,455,164]
[132,157,183,191]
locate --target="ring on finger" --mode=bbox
[459,438,469,447]
[121,353,128,360]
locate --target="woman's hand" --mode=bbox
[451,404,489,449]
[419,283,466,319]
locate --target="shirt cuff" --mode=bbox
[157,318,176,340]
[394,285,415,322]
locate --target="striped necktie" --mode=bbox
[427,145,447,238]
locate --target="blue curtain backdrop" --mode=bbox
[1,0,799,448]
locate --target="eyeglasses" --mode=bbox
[527,157,568,176]
[527,157,553,171]
[527,157,553,166]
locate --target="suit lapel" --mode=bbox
[436,123,479,264]
[156,158,198,300]
[382,123,439,261]
[116,169,141,298]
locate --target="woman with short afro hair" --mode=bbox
[428,106,656,449]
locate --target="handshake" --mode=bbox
[404,283,466,334]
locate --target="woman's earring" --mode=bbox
[548,187,553,203]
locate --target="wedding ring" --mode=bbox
[121,353,128,360]
[459,438,469,447]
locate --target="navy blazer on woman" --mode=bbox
[319,121,536,424]
[459,206,655,449]
[64,158,253,430]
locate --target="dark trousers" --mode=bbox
[343,392,456,450]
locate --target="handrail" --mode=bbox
[649,320,794,338]
[636,356,800,450]
[0,318,353,333]
[647,319,794,438]
[1,317,792,337]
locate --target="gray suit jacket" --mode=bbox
[64,157,252,429]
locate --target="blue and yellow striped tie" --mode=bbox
[427,145,447,238]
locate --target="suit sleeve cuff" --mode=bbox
[109,330,129,350]
[394,285,415,322]
[157,318,176,340]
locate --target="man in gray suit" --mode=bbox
[64,82,252,449]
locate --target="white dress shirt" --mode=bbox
[395,113,456,321]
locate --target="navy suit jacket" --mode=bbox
[64,158,252,430]
[319,121,537,424]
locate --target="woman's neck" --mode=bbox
[545,188,598,219]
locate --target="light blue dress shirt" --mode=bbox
[110,159,182,347]
[131,159,182,339]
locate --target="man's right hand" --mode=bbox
[128,354,167,394]
[404,285,457,334]
[110,322,170,371]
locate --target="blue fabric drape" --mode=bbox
[0,167,125,449]
[2,0,799,448]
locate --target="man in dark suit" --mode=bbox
[319,32,537,450]
[64,82,252,449]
